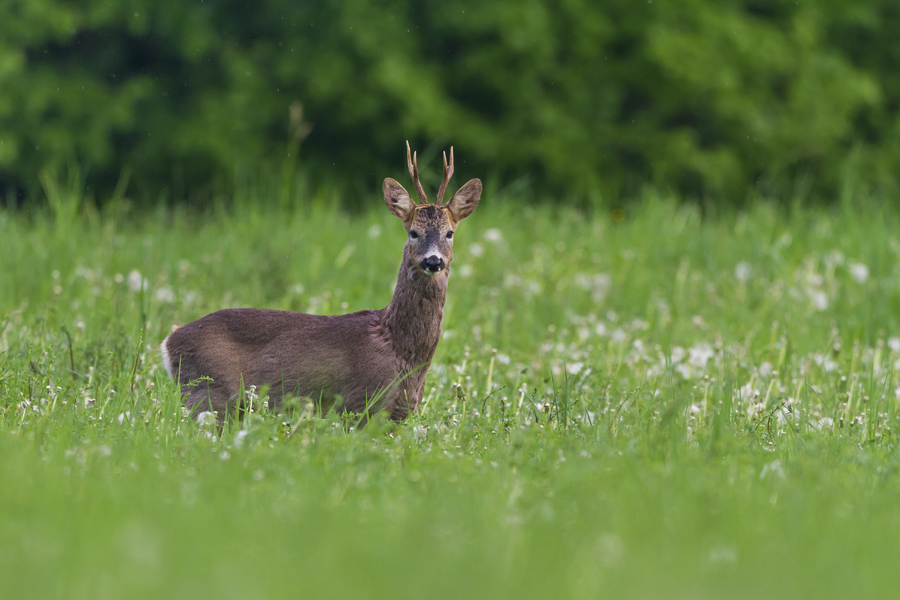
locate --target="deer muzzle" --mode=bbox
[421,255,446,274]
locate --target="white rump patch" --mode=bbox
[160,337,174,378]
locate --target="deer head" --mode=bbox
[383,141,483,276]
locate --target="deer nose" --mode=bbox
[421,255,445,273]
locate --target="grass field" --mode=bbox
[3,185,900,598]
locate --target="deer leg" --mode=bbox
[183,383,238,421]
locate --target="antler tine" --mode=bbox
[435,146,454,205]
[405,140,427,205]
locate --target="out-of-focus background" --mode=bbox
[7,5,900,598]
[2,0,898,207]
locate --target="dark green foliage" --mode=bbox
[1,0,898,205]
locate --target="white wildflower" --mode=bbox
[197,411,217,427]
[825,250,845,268]
[504,274,523,288]
[566,362,584,375]
[483,228,503,243]
[75,266,95,280]
[735,261,753,282]
[128,270,147,293]
[746,402,765,419]
[233,430,250,448]
[688,342,715,369]
[760,459,785,480]
[889,337,900,353]
[657,299,671,318]
[814,417,834,431]
[775,407,792,426]
[738,383,761,402]
[807,289,829,311]
[849,262,869,283]
[812,353,838,372]
[593,274,612,301]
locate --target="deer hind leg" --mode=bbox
[183,383,239,422]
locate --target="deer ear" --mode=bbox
[383,178,415,221]
[446,179,482,223]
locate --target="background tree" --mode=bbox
[1,0,897,206]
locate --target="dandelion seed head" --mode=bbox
[128,270,147,292]
[234,430,250,448]
[760,459,785,480]
[483,228,503,243]
[807,289,829,311]
[688,342,714,369]
[849,262,869,283]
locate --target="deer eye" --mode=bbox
[409,230,419,240]
[446,231,454,239]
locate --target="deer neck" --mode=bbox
[382,244,448,368]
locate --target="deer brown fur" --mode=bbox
[160,143,482,421]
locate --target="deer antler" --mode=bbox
[406,141,427,205]
[435,147,454,205]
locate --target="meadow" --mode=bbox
[2,184,900,599]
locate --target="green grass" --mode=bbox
[3,187,900,599]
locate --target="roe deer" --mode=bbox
[160,142,482,421]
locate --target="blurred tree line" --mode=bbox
[1,0,898,207]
